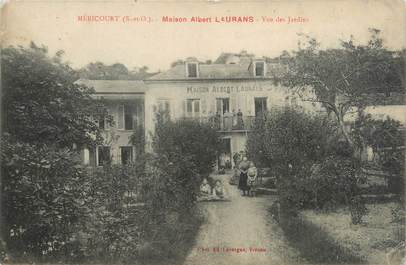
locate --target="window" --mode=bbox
[255,61,265,77]
[97,146,111,166]
[187,63,198,78]
[254,97,267,116]
[120,146,133,165]
[94,108,108,130]
[185,99,200,118]
[118,104,135,130]
[216,98,230,114]
[89,147,96,167]
[124,105,133,130]
[98,117,106,130]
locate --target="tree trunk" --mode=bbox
[336,112,354,147]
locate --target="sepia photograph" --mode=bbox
[0,0,405,264]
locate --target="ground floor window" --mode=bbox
[98,146,111,166]
[120,146,133,165]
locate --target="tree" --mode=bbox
[276,29,404,146]
[78,62,155,80]
[1,43,109,260]
[1,42,107,148]
[152,111,221,176]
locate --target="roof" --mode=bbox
[75,79,147,94]
[147,62,284,81]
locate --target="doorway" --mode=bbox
[218,138,232,170]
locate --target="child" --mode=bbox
[200,178,212,196]
[212,180,226,199]
[247,162,258,197]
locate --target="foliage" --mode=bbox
[1,136,87,261]
[80,163,147,263]
[1,43,107,148]
[78,62,155,80]
[352,114,405,194]
[247,107,340,178]
[129,124,146,158]
[276,29,404,146]
[247,108,365,219]
[153,111,222,176]
[352,114,403,152]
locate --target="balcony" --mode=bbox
[185,115,256,132]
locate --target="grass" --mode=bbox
[301,202,405,265]
[270,202,366,264]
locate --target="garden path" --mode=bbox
[183,173,305,265]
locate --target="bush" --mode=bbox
[153,112,221,177]
[352,115,405,195]
[1,137,87,261]
[127,113,219,261]
[247,107,339,178]
[247,107,364,216]
[79,163,147,263]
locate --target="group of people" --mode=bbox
[199,178,228,201]
[208,109,245,130]
[198,156,258,201]
[237,157,258,197]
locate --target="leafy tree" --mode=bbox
[352,114,405,194]
[1,42,106,148]
[246,107,339,178]
[78,62,155,80]
[1,137,88,260]
[1,43,109,261]
[152,111,221,176]
[247,108,365,219]
[276,29,404,146]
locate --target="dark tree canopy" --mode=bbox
[1,42,105,148]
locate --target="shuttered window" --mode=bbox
[117,105,124,129]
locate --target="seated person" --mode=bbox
[212,180,227,199]
[199,178,212,196]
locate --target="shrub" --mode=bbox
[153,112,221,177]
[247,107,365,217]
[352,115,405,195]
[1,137,87,261]
[247,107,339,179]
[80,163,147,263]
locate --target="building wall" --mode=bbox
[84,95,144,165]
[144,79,319,156]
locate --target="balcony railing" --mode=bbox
[184,115,256,132]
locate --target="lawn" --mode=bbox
[301,202,405,265]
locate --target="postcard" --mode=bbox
[1,0,405,264]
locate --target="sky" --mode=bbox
[2,0,405,72]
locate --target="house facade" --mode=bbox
[143,52,318,168]
[76,79,146,166]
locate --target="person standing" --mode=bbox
[237,109,244,129]
[238,156,250,196]
[247,162,258,197]
[224,110,233,131]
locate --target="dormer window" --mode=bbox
[186,62,198,78]
[255,61,265,77]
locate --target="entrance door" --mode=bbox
[218,138,232,170]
